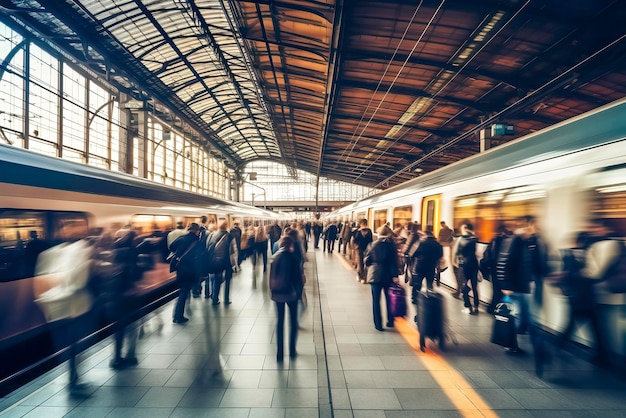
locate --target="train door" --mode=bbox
[367,208,373,229]
[421,194,441,235]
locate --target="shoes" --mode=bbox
[289,351,297,359]
[173,317,189,324]
[68,382,93,398]
[375,326,384,331]
[109,358,126,369]
[277,352,284,362]
[452,293,461,299]
[462,307,472,314]
[225,300,232,305]
[192,292,200,298]
[124,357,138,366]
[386,322,394,328]
[110,357,138,369]
[469,308,479,315]
[204,294,211,299]
[504,347,524,355]
[212,300,220,305]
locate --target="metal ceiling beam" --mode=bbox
[19,0,241,166]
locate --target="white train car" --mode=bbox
[330,97,626,357]
[0,144,278,392]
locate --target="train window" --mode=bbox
[0,210,88,281]
[0,211,47,247]
[130,215,174,236]
[393,206,413,230]
[586,165,626,236]
[52,213,89,241]
[453,186,545,242]
[373,210,387,232]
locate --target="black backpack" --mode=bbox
[206,231,232,273]
[494,236,514,282]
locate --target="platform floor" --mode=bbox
[2,245,626,417]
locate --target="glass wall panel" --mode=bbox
[62,63,85,159]
[0,23,24,147]
[28,45,59,156]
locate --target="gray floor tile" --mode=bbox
[220,388,274,407]
[271,388,318,408]
[135,387,187,407]
[105,407,174,417]
[348,388,402,409]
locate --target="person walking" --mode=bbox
[170,223,203,323]
[206,221,238,305]
[353,219,374,284]
[270,235,304,361]
[456,222,480,314]
[365,225,399,331]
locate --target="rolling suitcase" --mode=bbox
[387,284,407,318]
[490,302,517,349]
[415,290,445,351]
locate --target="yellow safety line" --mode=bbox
[337,254,496,416]
[395,317,498,418]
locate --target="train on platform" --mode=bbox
[0,144,279,394]
[329,97,626,359]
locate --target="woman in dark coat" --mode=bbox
[270,235,303,361]
[365,225,399,331]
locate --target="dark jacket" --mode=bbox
[324,224,338,240]
[230,226,242,249]
[456,234,478,267]
[170,232,202,285]
[500,234,547,294]
[353,227,373,252]
[365,237,398,285]
[270,248,302,303]
[414,235,443,274]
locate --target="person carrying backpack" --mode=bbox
[170,223,204,323]
[270,235,304,361]
[455,222,480,315]
[205,221,238,305]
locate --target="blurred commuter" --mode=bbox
[502,216,548,333]
[268,221,282,255]
[35,239,97,397]
[456,222,480,314]
[206,221,238,305]
[337,221,344,253]
[170,223,203,323]
[341,221,353,256]
[412,229,443,294]
[305,221,311,241]
[254,225,269,272]
[353,219,374,284]
[480,224,510,314]
[24,230,48,277]
[324,221,338,253]
[437,221,454,247]
[230,222,242,261]
[102,230,141,369]
[167,222,186,250]
[270,235,304,361]
[365,225,399,331]
[241,225,256,263]
[312,221,322,249]
[557,218,621,363]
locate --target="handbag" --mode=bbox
[169,240,198,273]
